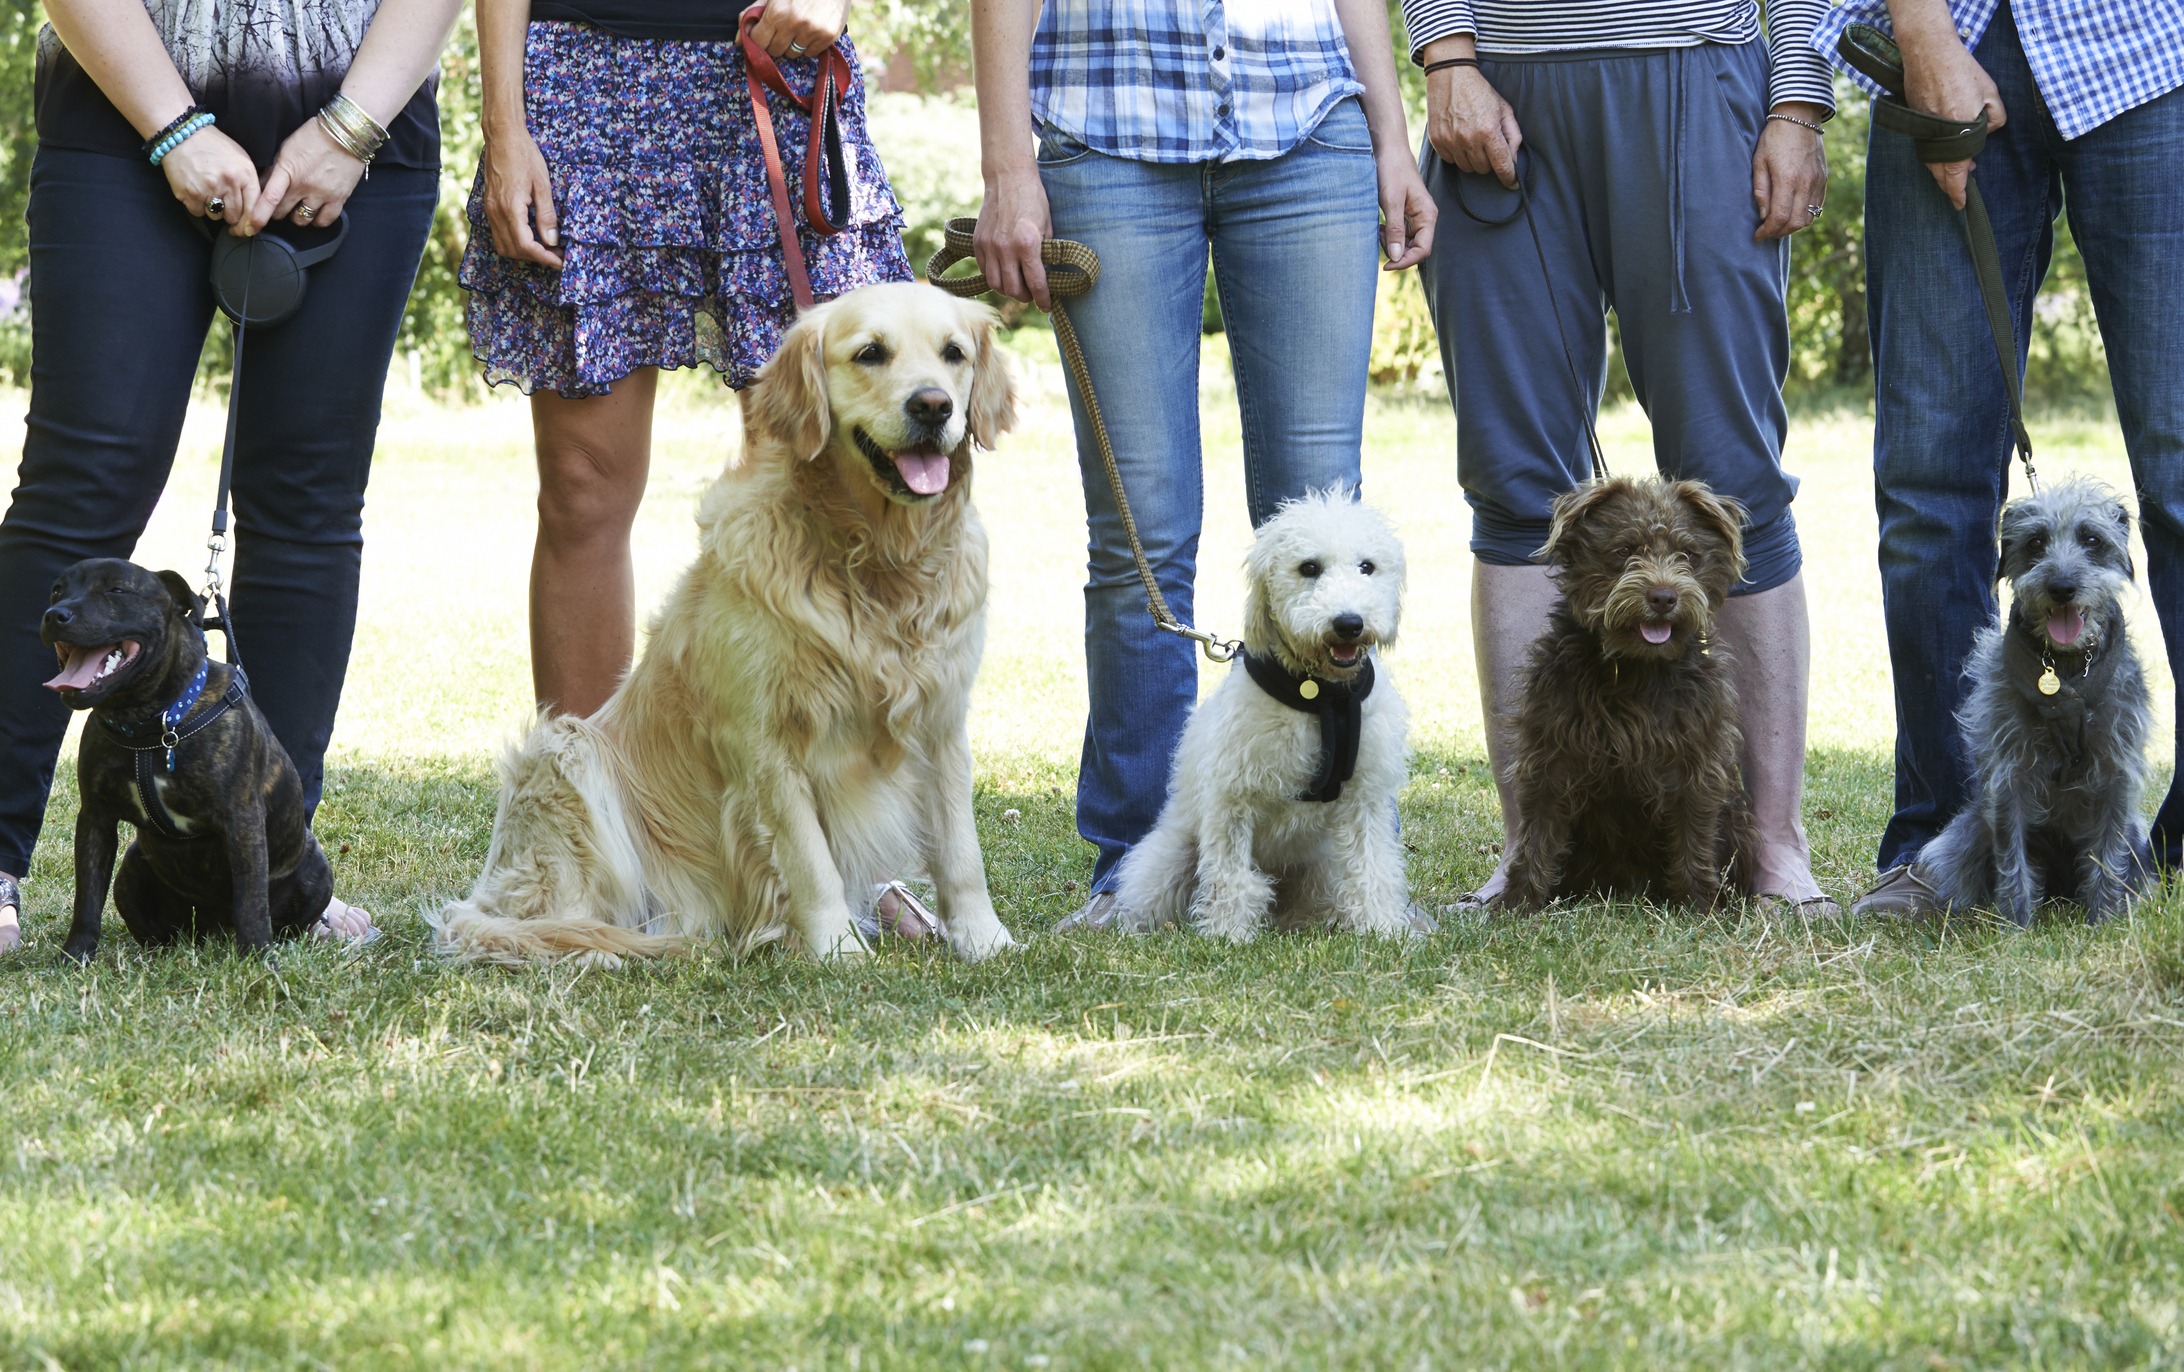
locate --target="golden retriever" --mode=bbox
[433,283,1020,964]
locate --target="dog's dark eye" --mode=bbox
[1299,561,1322,579]
[942,342,966,364]
[2081,531,2103,550]
[854,342,888,365]
[2027,534,2047,557]
[1360,560,1376,576]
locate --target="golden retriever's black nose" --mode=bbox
[905,388,953,426]
[1332,612,1363,640]
[1646,588,1678,616]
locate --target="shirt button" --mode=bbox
[1217,102,1231,115]
[1958,25,1973,38]
[1212,45,1225,59]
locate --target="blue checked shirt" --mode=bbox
[1811,1,2184,139]
[1030,0,1366,163]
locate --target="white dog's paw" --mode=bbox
[1192,896,1263,944]
[946,918,1020,962]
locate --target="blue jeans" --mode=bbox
[1867,1,2184,869]
[1038,97,1380,891]
[0,148,438,876]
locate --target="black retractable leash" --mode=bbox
[194,215,351,665]
[1449,149,1611,483]
[1839,22,2039,493]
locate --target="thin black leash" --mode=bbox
[1448,149,1611,482]
[202,236,250,671]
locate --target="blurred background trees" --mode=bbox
[0,3,2113,407]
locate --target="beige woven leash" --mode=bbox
[927,217,1241,663]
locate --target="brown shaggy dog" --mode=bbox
[1500,476,1758,911]
[433,283,1020,964]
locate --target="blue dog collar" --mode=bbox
[160,660,211,770]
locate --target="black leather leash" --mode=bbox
[1840,22,2039,492]
[1449,149,1610,483]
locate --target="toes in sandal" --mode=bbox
[858,881,941,940]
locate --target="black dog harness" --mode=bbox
[97,661,249,840]
[1241,649,1375,803]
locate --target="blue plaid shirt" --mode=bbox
[1030,0,1365,163]
[1811,1,2184,139]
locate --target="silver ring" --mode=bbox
[1806,204,1824,219]
[204,197,225,219]
[294,203,317,223]
[788,39,808,54]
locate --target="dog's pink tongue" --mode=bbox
[1640,622,1672,645]
[893,449,950,495]
[43,644,111,692]
[2048,608,2085,646]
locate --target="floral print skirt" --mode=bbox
[459,21,912,396]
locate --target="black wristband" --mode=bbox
[1423,58,1481,75]
[141,105,213,156]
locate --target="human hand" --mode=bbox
[1751,103,1828,240]
[1900,28,2004,209]
[481,123,563,267]
[1377,152,1436,269]
[159,125,263,233]
[743,0,848,59]
[1426,68,1523,188]
[249,116,367,234]
[973,164,1053,311]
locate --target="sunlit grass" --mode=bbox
[2,358,2180,1369]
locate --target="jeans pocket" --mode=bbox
[1036,124,1096,168]
[1303,97,1373,155]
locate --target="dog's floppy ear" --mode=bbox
[1672,480,1750,585]
[963,299,1016,450]
[1537,478,1626,567]
[1995,498,2035,587]
[746,303,834,462]
[155,570,204,627]
[2114,501,2138,581]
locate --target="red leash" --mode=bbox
[739,7,852,311]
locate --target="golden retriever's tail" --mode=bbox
[432,712,687,967]
[430,907,685,968]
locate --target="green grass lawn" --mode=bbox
[3,352,2181,1369]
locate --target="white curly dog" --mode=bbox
[1112,489,1413,942]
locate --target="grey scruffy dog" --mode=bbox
[1920,478,2155,926]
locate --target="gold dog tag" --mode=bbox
[2038,667,2061,696]
[1299,680,1320,700]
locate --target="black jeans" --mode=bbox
[0,147,436,876]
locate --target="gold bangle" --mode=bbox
[318,91,388,160]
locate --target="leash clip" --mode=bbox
[1154,617,1242,663]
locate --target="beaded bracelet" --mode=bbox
[1766,112,1827,137]
[148,112,215,166]
[141,104,212,157]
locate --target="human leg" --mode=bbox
[0,148,216,942]
[1210,96,1378,519]
[1037,138,1212,893]
[1586,43,1819,901]
[225,167,438,818]
[1863,5,2061,872]
[529,369,659,717]
[2057,83,2184,865]
[1466,561,1560,901]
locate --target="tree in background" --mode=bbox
[0,2,2112,404]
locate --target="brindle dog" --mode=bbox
[1501,477,1758,911]
[42,558,330,962]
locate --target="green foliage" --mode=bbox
[865,89,982,279]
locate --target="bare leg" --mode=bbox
[1469,559,1560,901]
[1715,573,1828,905]
[530,369,659,718]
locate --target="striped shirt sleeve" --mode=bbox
[1398,0,1839,117]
